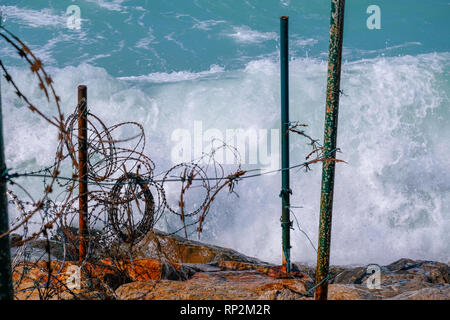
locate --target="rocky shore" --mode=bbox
[11,230,449,300]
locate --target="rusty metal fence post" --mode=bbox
[280,16,292,273]
[315,0,346,300]
[77,85,88,261]
[0,75,13,300]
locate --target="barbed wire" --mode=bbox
[0,25,344,300]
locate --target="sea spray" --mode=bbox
[2,52,449,265]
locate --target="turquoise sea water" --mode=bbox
[0,1,449,265]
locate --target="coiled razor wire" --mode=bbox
[0,25,345,300]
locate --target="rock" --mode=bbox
[385,259,449,284]
[12,257,193,300]
[330,266,367,284]
[387,287,450,300]
[115,270,309,300]
[98,258,193,282]
[259,289,309,300]
[327,284,378,300]
[120,229,267,265]
[295,258,449,300]
[11,226,449,300]
[13,260,98,300]
[12,227,115,262]
[324,258,449,299]
[217,261,312,282]
[11,239,66,261]
[182,263,222,272]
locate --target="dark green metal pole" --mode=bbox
[0,74,13,300]
[315,0,346,300]
[280,16,291,273]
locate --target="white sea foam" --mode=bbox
[85,0,126,12]
[164,32,191,52]
[0,5,66,28]
[192,19,226,31]
[227,26,278,44]
[135,28,157,49]
[118,65,225,83]
[292,38,319,47]
[2,53,449,265]
[346,42,424,57]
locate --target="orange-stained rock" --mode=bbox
[217,261,312,281]
[97,258,188,281]
[13,261,94,300]
[217,260,272,273]
[120,229,266,265]
[115,270,309,300]
[386,287,450,300]
[327,284,378,300]
[12,258,187,300]
[12,227,449,301]
[326,283,450,300]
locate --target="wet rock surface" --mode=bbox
[294,258,449,300]
[115,270,309,300]
[12,230,450,300]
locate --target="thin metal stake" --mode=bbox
[78,85,88,261]
[280,16,292,273]
[0,72,13,300]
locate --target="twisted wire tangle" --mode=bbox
[0,25,344,300]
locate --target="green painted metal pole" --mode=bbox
[315,0,346,300]
[280,16,291,273]
[0,75,13,300]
